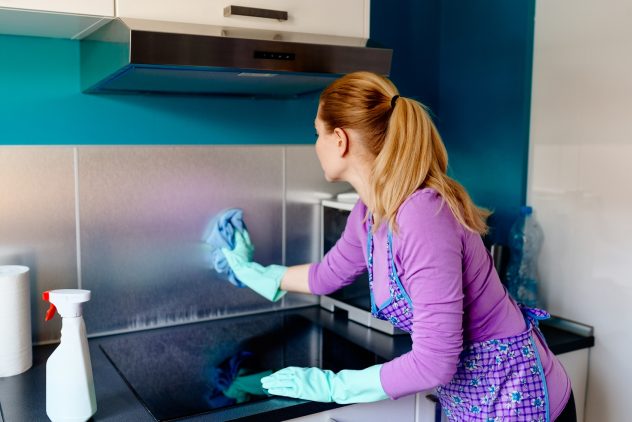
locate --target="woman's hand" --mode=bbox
[229,230,255,263]
[261,365,388,404]
[221,232,287,302]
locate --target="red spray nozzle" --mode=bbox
[42,291,57,321]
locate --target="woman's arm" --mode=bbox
[380,190,465,398]
[281,200,368,296]
[280,264,312,294]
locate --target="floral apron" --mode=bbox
[366,221,552,421]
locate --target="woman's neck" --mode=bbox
[344,160,374,211]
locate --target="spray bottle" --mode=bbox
[42,289,97,422]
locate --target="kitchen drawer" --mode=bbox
[284,394,416,421]
[115,0,369,40]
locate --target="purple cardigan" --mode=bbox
[309,188,571,419]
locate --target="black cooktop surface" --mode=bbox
[99,314,321,421]
[99,311,381,421]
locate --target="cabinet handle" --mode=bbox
[223,5,288,21]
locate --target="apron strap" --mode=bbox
[518,304,550,325]
[518,303,551,348]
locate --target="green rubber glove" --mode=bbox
[221,231,287,302]
[229,229,255,263]
[223,369,273,403]
[260,365,389,404]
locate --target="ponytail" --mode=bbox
[319,72,490,235]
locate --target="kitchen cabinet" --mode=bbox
[416,392,446,422]
[0,1,113,39]
[0,1,112,16]
[286,391,447,422]
[285,394,417,422]
[557,348,589,422]
[115,0,370,42]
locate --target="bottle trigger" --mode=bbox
[42,291,57,321]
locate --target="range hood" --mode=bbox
[80,18,392,97]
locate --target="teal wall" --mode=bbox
[0,35,318,145]
[369,0,441,110]
[437,0,535,244]
[371,0,535,244]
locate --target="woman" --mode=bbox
[222,71,575,421]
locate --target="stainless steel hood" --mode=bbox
[80,18,392,97]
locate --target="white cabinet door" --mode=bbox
[0,1,113,39]
[116,0,369,40]
[557,349,589,422]
[285,394,416,421]
[416,390,446,422]
[0,1,113,16]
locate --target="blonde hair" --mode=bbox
[319,71,490,235]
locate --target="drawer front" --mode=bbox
[285,394,416,421]
[115,0,369,39]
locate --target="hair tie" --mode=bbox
[390,95,400,108]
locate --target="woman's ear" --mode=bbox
[333,127,349,157]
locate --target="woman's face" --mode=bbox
[314,110,345,182]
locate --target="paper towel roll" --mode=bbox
[0,265,33,377]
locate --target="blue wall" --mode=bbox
[437,0,535,244]
[371,0,535,244]
[369,0,441,110]
[0,35,318,145]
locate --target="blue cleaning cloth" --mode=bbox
[204,208,248,287]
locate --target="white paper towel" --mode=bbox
[0,265,32,377]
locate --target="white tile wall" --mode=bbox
[529,0,632,420]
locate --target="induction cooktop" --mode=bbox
[99,311,378,421]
